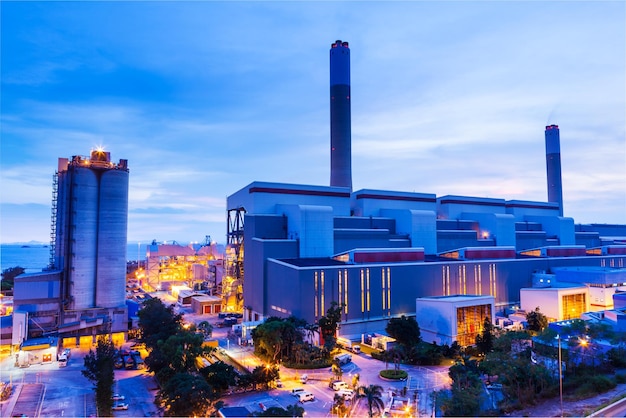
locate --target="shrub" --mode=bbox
[574,375,616,397]
[379,369,407,380]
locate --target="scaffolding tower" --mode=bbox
[223,207,245,312]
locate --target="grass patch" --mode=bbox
[379,369,408,380]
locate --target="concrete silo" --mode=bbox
[52,149,129,340]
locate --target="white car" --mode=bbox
[112,402,129,410]
[338,389,355,400]
[111,394,125,401]
[332,381,349,391]
[297,392,315,403]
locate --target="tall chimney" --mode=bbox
[330,40,352,191]
[545,124,564,216]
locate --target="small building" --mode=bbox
[16,336,59,367]
[177,290,206,306]
[191,295,222,314]
[415,295,495,346]
[520,285,589,321]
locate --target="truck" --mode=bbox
[334,353,352,366]
[337,337,361,354]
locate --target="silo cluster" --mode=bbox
[54,149,129,310]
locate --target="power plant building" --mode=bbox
[226,40,626,340]
[12,149,129,348]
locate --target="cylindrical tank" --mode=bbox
[330,40,352,191]
[96,169,129,308]
[69,166,99,309]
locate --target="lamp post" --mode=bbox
[557,334,563,418]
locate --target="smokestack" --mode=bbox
[330,40,352,191]
[545,124,564,216]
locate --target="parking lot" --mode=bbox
[0,347,160,418]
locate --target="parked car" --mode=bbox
[274,379,283,388]
[332,381,349,391]
[112,402,129,410]
[111,393,125,401]
[300,374,308,384]
[291,388,305,396]
[297,392,315,403]
[338,389,355,400]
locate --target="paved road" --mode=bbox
[0,347,160,418]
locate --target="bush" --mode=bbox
[574,375,616,397]
[615,373,626,384]
[379,369,407,380]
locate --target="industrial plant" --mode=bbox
[4,40,626,358]
[227,40,626,344]
[11,150,130,359]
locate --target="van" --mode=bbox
[57,354,67,368]
[332,381,349,391]
[291,388,305,396]
[338,389,355,400]
[297,392,315,403]
[334,353,352,366]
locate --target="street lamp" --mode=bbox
[557,334,563,418]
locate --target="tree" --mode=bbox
[200,361,238,394]
[475,316,495,356]
[138,297,182,350]
[358,384,385,418]
[318,301,344,350]
[331,393,348,417]
[82,337,116,417]
[386,315,421,347]
[440,355,483,416]
[156,372,215,417]
[1,266,25,291]
[526,307,548,333]
[152,328,212,382]
[198,320,213,339]
[259,404,304,417]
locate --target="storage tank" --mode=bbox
[69,166,99,309]
[96,168,129,308]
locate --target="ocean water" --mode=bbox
[0,243,149,274]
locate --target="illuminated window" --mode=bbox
[562,293,586,320]
[321,271,325,314]
[343,269,348,314]
[360,270,365,313]
[456,304,492,346]
[442,266,450,296]
[474,265,482,295]
[458,265,466,295]
[366,269,371,312]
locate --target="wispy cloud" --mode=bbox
[1,1,624,243]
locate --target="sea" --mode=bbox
[0,243,150,274]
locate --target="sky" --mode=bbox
[1,1,625,245]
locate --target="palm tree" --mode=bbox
[358,384,385,417]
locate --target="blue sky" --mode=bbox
[1,1,625,244]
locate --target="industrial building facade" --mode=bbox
[12,150,129,347]
[227,181,626,338]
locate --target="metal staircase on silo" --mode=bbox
[48,172,58,269]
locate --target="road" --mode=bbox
[0,347,160,418]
